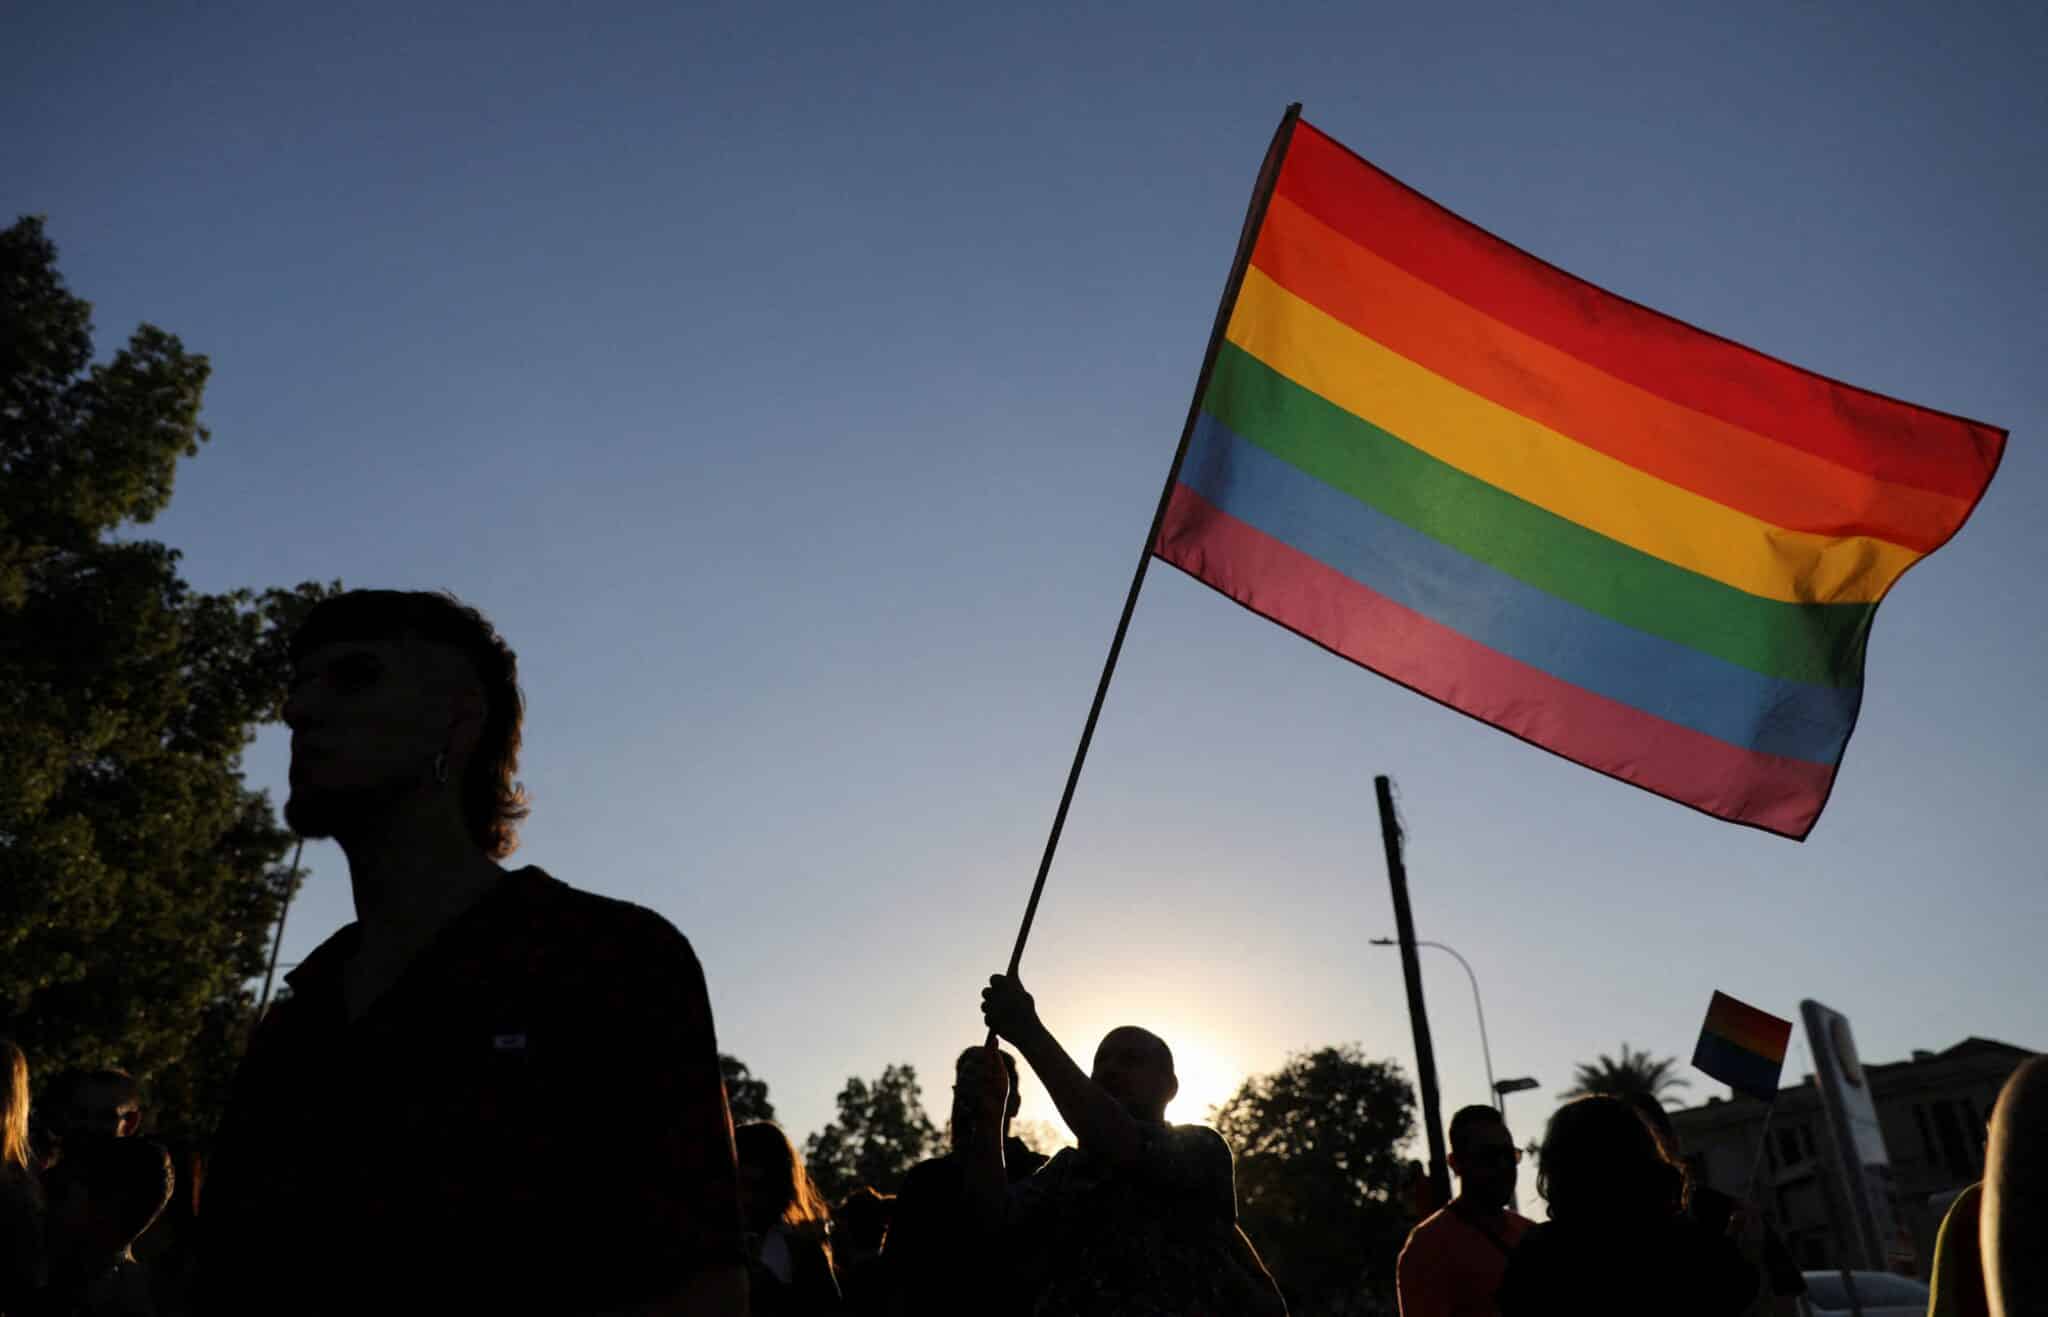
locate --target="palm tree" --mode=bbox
[1562,1043,1691,1100]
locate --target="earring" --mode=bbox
[433,752,449,785]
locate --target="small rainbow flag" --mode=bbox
[1154,114,2005,838]
[1692,991,1794,1100]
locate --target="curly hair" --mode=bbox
[290,589,530,858]
[1535,1094,1684,1223]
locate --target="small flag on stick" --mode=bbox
[1692,991,1793,1100]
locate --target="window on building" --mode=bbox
[1931,1100,1971,1180]
[1777,1125,1802,1167]
[1915,1104,1936,1163]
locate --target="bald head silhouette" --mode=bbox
[1092,1027,1179,1123]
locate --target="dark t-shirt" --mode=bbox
[887,1138,1049,1315]
[0,1172,43,1308]
[1498,1215,1757,1317]
[197,867,744,1314]
[746,1224,840,1317]
[1004,1124,1286,1317]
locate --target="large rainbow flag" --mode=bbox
[1154,115,2005,838]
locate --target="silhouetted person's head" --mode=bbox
[47,1067,142,1144]
[1093,1027,1178,1124]
[834,1185,893,1256]
[47,1136,175,1263]
[734,1121,830,1238]
[1535,1095,1684,1224]
[952,1045,1023,1134]
[1447,1104,1520,1210]
[284,589,528,858]
[1619,1090,1680,1162]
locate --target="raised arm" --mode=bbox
[955,1044,1012,1228]
[981,975,1142,1166]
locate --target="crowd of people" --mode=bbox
[2,587,2040,1316]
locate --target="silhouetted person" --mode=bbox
[1396,1104,1533,1317]
[0,1040,45,1310]
[1622,1092,1803,1317]
[1499,1095,1754,1317]
[43,1071,142,1148]
[1983,1056,2047,1317]
[735,1122,840,1315]
[30,1069,143,1183]
[886,1047,1049,1316]
[128,1141,201,1317]
[972,975,1287,1316]
[35,1136,172,1317]
[830,1187,892,1316]
[1928,1181,1989,1317]
[198,590,746,1315]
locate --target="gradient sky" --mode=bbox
[7,0,2043,1157]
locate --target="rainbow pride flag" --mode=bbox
[1154,116,2005,838]
[1692,991,1794,1100]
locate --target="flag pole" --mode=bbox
[255,836,304,1027]
[1740,1097,1779,1206]
[990,102,1304,1011]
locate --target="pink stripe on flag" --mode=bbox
[1156,483,1836,836]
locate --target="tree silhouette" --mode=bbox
[719,1054,775,1125]
[1214,1045,1415,1315]
[802,1063,939,1201]
[1562,1043,1691,1099]
[0,215,331,1140]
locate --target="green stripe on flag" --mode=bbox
[1201,343,1873,688]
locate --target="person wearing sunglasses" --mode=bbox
[1396,1104,1533,1317]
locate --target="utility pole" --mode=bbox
[1377,775,1450,1208]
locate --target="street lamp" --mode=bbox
[1493,1077,1538,1097]
[1370,937,1497,1109]
[1490,1077,1540,1214]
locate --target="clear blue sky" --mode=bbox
[7,0,2042,1155]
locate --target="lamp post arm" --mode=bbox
[1416,940,1497,1111]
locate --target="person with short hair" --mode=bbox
[734,1122,839,1315]
[829,1186,893,1316]
[198,590,746,1315]
[38,1135,174,1317]
[1395,1104,1533,1317]
[970,975,1287,1315]
[43,1072,142,1147]
[886,1047,1049,1316]
[1499,1096,1754,1317]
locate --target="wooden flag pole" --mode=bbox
[989,102,1303,1019]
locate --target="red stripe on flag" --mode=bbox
[1704,992,1794,1061]
[1275,122,2006,501]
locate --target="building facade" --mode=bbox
[1669,1037,2034,1275]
